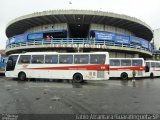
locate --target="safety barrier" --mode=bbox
[6,38,151,52]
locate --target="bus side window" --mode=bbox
[31,55,44,64]
[110,59,120,66]
[156,62,160,68]
[132,60,142,66]
[59,55,73,64]
[74,55,89,64]
[18,55,31,64]
[45,55,58,64]
[158,63,160,68]
[90,54,105,64]
[151,62,155,68]
[45,59,49,63]
[121,59,131,66]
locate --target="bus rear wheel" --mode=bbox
[73,73,83,83]
[121,72,128,80]
[18,72,26,81]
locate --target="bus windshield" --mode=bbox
[6,55,18,71]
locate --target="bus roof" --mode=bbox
[145,60,160,62]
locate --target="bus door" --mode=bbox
[145,62,150,72]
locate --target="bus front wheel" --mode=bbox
[18,72,26,81]
[121,72,128,80]
[73,73,83,83]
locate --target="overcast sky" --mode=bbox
[0,0,160,49]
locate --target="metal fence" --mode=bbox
[6,38,151,52]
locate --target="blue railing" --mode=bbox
[152,50,160,54]
[6,38,151,52]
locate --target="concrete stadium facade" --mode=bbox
[5,10,153,58]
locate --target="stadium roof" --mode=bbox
[6,10,153,40]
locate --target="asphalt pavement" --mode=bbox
[0,75,160,119]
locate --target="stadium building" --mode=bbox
[153,28,160,50]
[5,10,153,58]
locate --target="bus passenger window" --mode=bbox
[121,59,131,66]
[31,55,44,64]
[110,59,120,66]
[74,55,89,64]
[59,55,73,64]
[90,54,105,64]
[45,55,58,64]
[132,60,142,66]
[18,55,31,64]
[151,62,156,68]
[156,62,160,68]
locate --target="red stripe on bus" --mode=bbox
[25,64,109,71]
[109,66,145,71]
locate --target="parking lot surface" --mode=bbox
[0,75,160,117]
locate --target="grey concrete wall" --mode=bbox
[109,52,137,58]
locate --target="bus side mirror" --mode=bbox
[145,65,150,72]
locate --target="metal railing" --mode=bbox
[152,50,160,54]
[6,38,151,52]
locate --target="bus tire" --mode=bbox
[18,72,26,81]
[121,72,128,80]
[150,73,154,79]
[73,73,83,83]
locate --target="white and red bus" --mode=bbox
[109,58,146,79]
[5,52,109,82]
[145,60,160,78]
